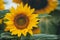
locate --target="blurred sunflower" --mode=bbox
[23,0,58,14]
[32,27,40,34]
[4,3,39,37]
[0,0,5,10]
[13,0,22,3]
[0,19,2,24]
[13,0,58,14]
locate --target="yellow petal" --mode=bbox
[5,21,14,25]
[22,29,28,36]
[10,7,16,13]
[4,13,14,21]
[29,14,38,20]
[28,30,33,36]
[18,32,21,37]
[30,8,35,14]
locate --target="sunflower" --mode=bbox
[0,19,2,24]
[4,3,39,37]
[14,0,58,14]
[32,27,40,34]
[0,0,5,10]
[12,0,22,3]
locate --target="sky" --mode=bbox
[4,0,17,9]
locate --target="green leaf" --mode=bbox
[0,10,9,18]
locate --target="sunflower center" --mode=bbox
[22,0,48,10]
[14,14,29,29]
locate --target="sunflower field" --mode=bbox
[0,0,60,40]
